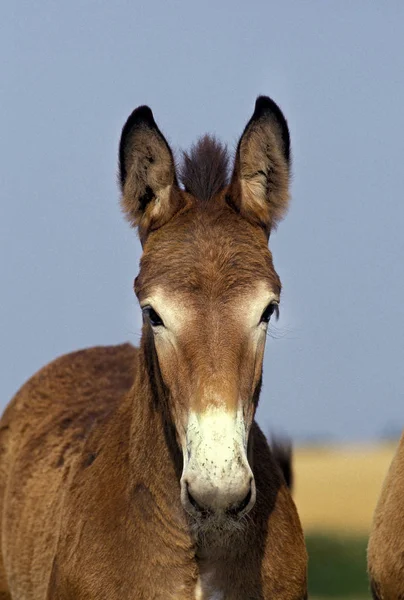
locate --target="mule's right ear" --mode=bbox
[119,106,184,243]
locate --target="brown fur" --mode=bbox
[119,105,184,243]
[230,95,291,235]
[0,97,307,599]
[368,432,404,599]
[270,437,294,491]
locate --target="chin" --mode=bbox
[187,508,250,554]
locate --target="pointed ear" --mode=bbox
[119,106,185,243]
[230,96,291,236]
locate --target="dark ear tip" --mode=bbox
[123,105,156,132]
[119,105,157,189]
[254,95,274,114]
[253,95,290,164]
[253,96,284,122]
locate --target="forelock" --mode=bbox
[179,135,230,202]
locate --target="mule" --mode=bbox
[368,432,404,599]
[0,96,308,599]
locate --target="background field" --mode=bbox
[293,443,397,598]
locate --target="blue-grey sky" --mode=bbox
[2,1,403,442]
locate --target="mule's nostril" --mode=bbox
[187,487,206,514]
[238,487,252,512]
[227,487,252,517]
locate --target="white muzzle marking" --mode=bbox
[181,407,254,513]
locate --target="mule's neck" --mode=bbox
[127,333,183,494]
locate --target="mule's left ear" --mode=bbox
[119,105,185,243]
[230,96,291,236]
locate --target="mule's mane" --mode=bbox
[179,135,230,202]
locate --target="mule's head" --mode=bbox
[119,97,290,523]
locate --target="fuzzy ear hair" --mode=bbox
[230,96,291,236]
[119,106,185,243]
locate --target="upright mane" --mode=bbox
[179,135,230,202]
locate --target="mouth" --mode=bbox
[184,498,254,550]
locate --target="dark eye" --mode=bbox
[260,302,279,324]
[142,306,164,328]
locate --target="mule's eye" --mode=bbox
[143,306,164,328]
[260,302,279,325]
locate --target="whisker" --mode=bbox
[267,323,298,340]
[126,329,142,341]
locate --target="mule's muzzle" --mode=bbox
[182,476,256,518]
[181,408,256,518]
